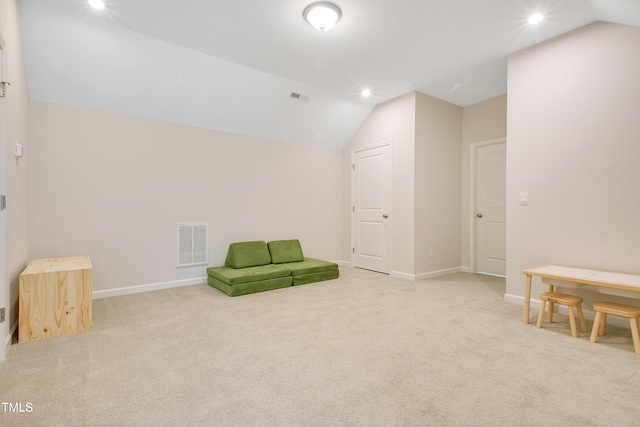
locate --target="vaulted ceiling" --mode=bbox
[18,0,640,149]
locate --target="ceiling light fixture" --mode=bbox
[303,2,342,31]
[88,0,105,9]
[361,89,371,97]
[528,13,544,24]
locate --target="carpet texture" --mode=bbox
[1,267,639,426]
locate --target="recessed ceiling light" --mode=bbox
[528,13,543,25]
[303,2,342,31]
[362,89,371,97]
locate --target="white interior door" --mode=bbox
[353,144,391,274]
[475,142,506,276]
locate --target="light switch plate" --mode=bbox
[15,143,23,158]
[519,192,529,205]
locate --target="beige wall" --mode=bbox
[460,95,507,271]
[0,0,31,337]
[341,92,416,275]
[29,101,343,293]
[506,22,640,311]
[415,92,462,277]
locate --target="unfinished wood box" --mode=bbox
[19,256,93,343]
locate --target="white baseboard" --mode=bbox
[504,293,525,306]
[5,320,17,350]
[461,266,472,273]
[390,270,416,281]
[391,266,463,281]
[415,267,463,281]
[335,260,353,267]
[504,293,631,329]
[93,276,207,299]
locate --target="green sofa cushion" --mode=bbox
[208,275,292,297]
[225,241,272,268]
[292,269,339,285]
[268,239,305,264]
[279,258,338,275]
[207,264,291,285]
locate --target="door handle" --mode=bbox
[383,214,389,219]
[476,213,483,218]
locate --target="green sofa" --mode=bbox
[207,239,339,296]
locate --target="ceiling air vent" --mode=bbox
[289,92,310,104]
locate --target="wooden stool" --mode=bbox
[590,302,640,354]
[536,292,587,338]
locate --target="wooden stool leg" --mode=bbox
[576,304,587,332]
[536,300,546,329]
[548,301,555,323]
[599,313,607,336]
[630,318,640,354]
[590,311,602,343]
[567,305,578,338]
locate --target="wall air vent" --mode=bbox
[177,223,208,267]
[289,92,310,103]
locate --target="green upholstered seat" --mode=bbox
[208,275,292,297]
[207,264,291,285]
[278,257,339,286]
[279,257,338,275]
[207,239,339,296]
[292,270,339,285]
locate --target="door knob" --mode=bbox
[383,214,389,219]
[476,213,483,218]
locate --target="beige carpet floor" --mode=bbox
[1,267,639,426]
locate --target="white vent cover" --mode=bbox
[177,223,208,267]
[289,92,310,103]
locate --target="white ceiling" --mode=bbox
[17,0,640,149]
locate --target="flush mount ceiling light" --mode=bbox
[303,2,342,31]
[528,13,544,24]
[88,0,105,9]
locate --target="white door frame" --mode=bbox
[469,137,506,274]
[0,33,7,362]
[351,140,392,272]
